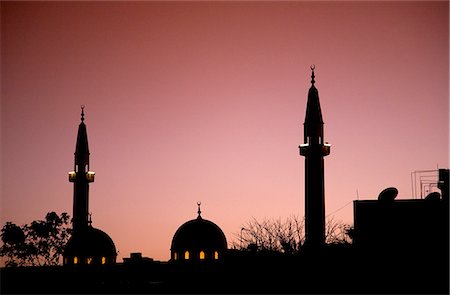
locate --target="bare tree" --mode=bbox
[232,215,351,253]
[325,216,353,244]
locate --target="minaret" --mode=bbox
[68,106,95,232]
[299,66,331,249]
[64,107,116,266]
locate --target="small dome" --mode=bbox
[172,217,227,251]
[64,226,116,265]
[171,206,227,262]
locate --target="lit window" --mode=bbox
[199,251,205,260]
[214,251,219,260]
[184,251,190,260]
[174,252,178,260]
[101,257,106,264]
[74,257,78,264]
[87,257,92,265]
[64,258,68,265]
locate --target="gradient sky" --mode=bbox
[1,1,448,264]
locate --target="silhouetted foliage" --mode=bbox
[233,215,352,253]
[0,212,71,266]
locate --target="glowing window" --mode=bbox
[87,257,92,265]
[184,251,190,260]
[101,257,106,264]
[74,257,78,264]
[199,251,205,260]
[174,252,178,260]
[64,258,68,264]
[214,251,219,260]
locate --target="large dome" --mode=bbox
[171,208,227,262]
[64,226,116,265]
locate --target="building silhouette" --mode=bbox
[299,66,330,249]
[352,170,449,292]
[353,182,449,253]
[63,107,117,266]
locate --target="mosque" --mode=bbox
[61,66,330,268]
[46,67,447,294]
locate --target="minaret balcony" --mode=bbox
[299,143,309,156]
[69,171,77,182]
[69,171,95,182]
[86,171,95,182]
[299,143,331,156]
[323,143,331,156]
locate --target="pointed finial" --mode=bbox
[197,201,202,218]
[310,65,315,86]
[81,105,85,122]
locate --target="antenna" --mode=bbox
[411,169,439,199]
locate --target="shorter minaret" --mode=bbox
[299,66,331,249]
[64,106,116,266]
[68,106,95,232]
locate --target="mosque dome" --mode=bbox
[64,226,117,266]
[171,203,227,262]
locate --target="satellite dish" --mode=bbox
[378,187,398,202]
[425,192,441,202]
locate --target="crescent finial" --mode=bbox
[310,65,316,85]
[81,105,85,122]
[197,202,202,218]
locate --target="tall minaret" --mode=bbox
[299,66,330,249]
[69,106,95,232]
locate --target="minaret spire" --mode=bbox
[299,66,331,250]
[69,106,95,232]
[75,106,90,172]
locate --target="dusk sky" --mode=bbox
[2,1,448,264]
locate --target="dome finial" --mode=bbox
[197,201,202,218]
[81,105,85,122]
[310,64,315,86]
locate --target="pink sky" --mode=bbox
[1,1,448,263]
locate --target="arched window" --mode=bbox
[174,252,178,260]
[214,251,219,260]
[184,251,190,260]
[199,251,205,260]
[101,257,106,265]
[73,257,78,264]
